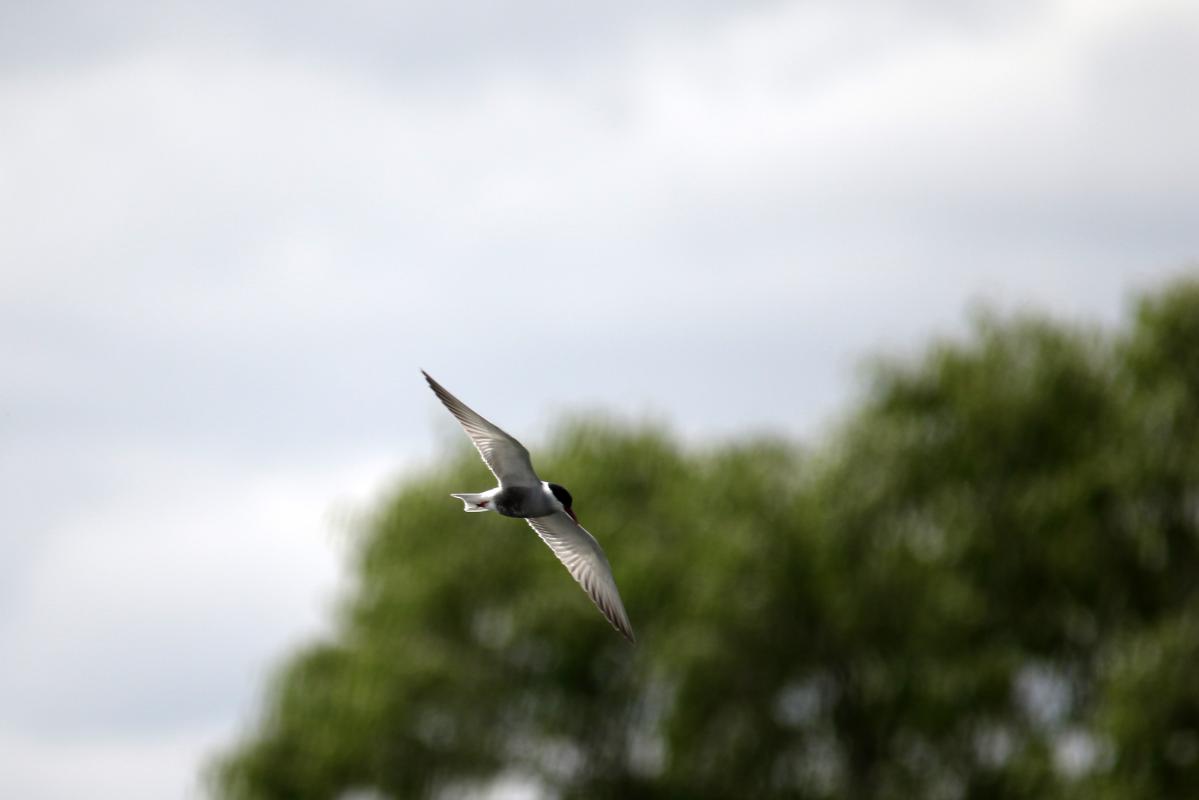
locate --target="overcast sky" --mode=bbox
[2,1,1197,797]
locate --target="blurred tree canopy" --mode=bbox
[212,278,1199,800]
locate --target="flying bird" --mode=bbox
[422,370,635,643]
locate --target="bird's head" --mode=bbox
[547,482,578,523]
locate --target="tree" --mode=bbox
[212,277,1199,800]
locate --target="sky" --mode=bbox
[1,0,1197,797]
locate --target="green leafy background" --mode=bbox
[213,278,1199,800]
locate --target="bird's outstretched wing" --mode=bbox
[423,371,540,487]
[525,512,636,643]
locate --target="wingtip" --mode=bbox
[610,613,637,644]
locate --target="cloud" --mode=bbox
[5,0,1194,336]
[0,721,227,800]
[0,448,397,736]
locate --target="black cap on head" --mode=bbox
[547,483,573,509]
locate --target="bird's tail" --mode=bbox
[451,492,492,512]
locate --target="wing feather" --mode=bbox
[423,371,540,487]
[525,512,636,643]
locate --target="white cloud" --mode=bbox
[0,440,416,799]
[3,0,1195,345]
[0,446,395,766]
[0,722,225,800]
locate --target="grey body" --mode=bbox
[493,485,556,518]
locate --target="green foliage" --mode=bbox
[212,277,1199,800]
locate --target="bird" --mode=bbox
[422,370,635,643]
